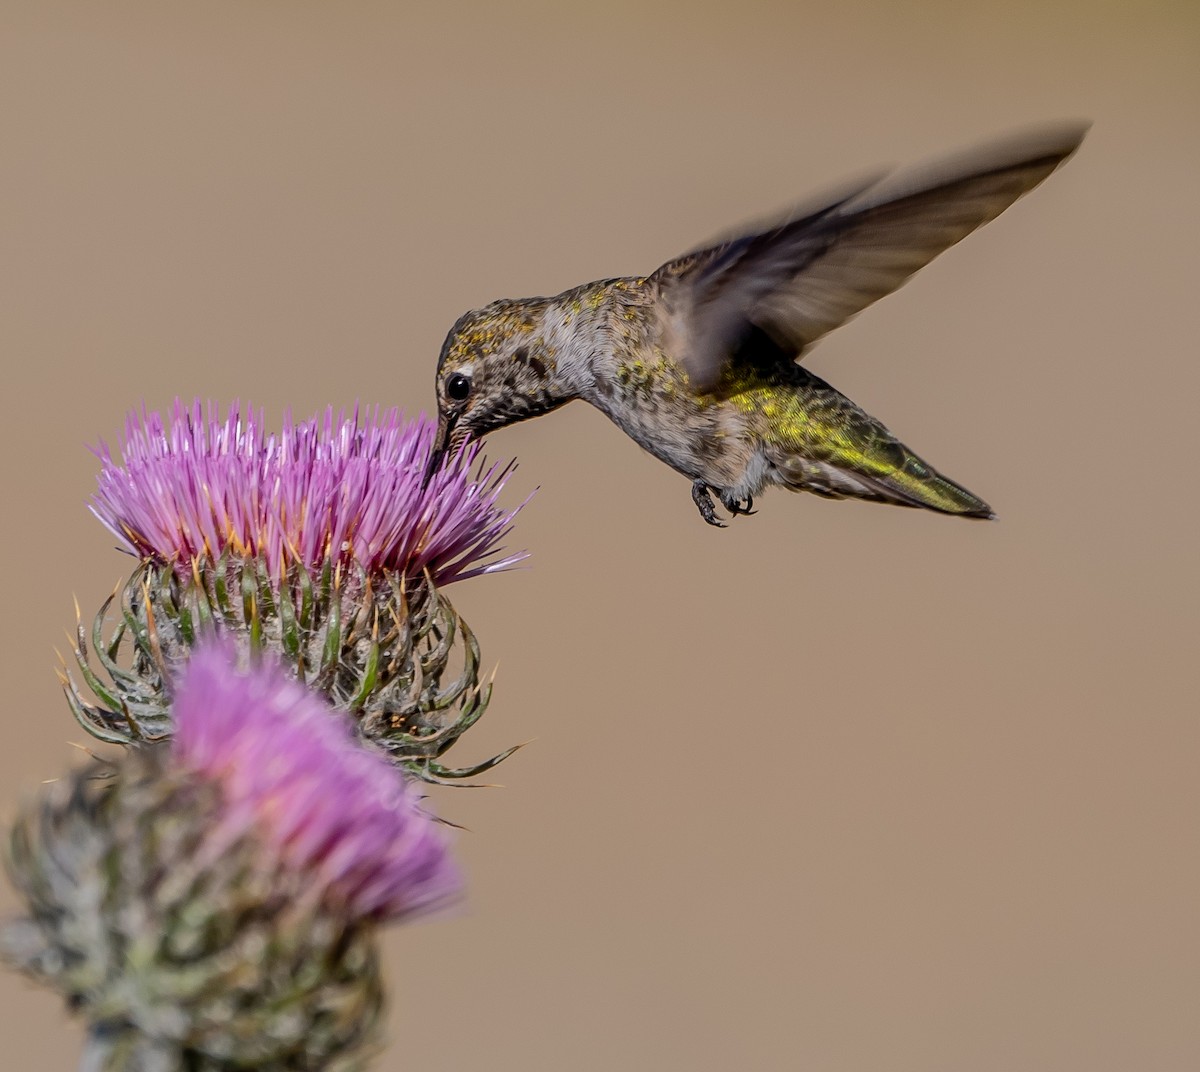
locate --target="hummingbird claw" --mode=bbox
[691,480,727,527]
[719,491,757,517]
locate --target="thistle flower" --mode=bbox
[89,399,525,587]
[3,645,461,1071]
[69,400,530,782]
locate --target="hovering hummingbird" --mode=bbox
[430,122,1087,526]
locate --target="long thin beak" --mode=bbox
[423,414,453,489]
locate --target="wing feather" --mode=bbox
[653,121,1089,391]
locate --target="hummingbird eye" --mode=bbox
[445,372,472,402]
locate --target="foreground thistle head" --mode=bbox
[4,644,461,1071]
[69,400,529,782]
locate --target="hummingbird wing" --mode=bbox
[652,121,1089,392]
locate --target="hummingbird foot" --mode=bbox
[691,480,727,527]
[719,490,757,517]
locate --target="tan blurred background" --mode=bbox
[2,2,1197,1069]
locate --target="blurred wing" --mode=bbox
[653,121,1090,391]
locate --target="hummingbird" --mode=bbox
[429,122,1087,526]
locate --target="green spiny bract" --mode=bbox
[65,556,515,785]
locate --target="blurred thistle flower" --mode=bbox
[68,400,529,782]
[3,645,461,1072]
[171,643,462,923]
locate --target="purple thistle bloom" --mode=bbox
[172,643,463,923]
[89,399,528,585]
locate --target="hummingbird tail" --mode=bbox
[777,450,995,519]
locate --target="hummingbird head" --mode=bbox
[428,297,564,477]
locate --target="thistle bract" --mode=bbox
[70,400,528,782]
[4,646,462,1071]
